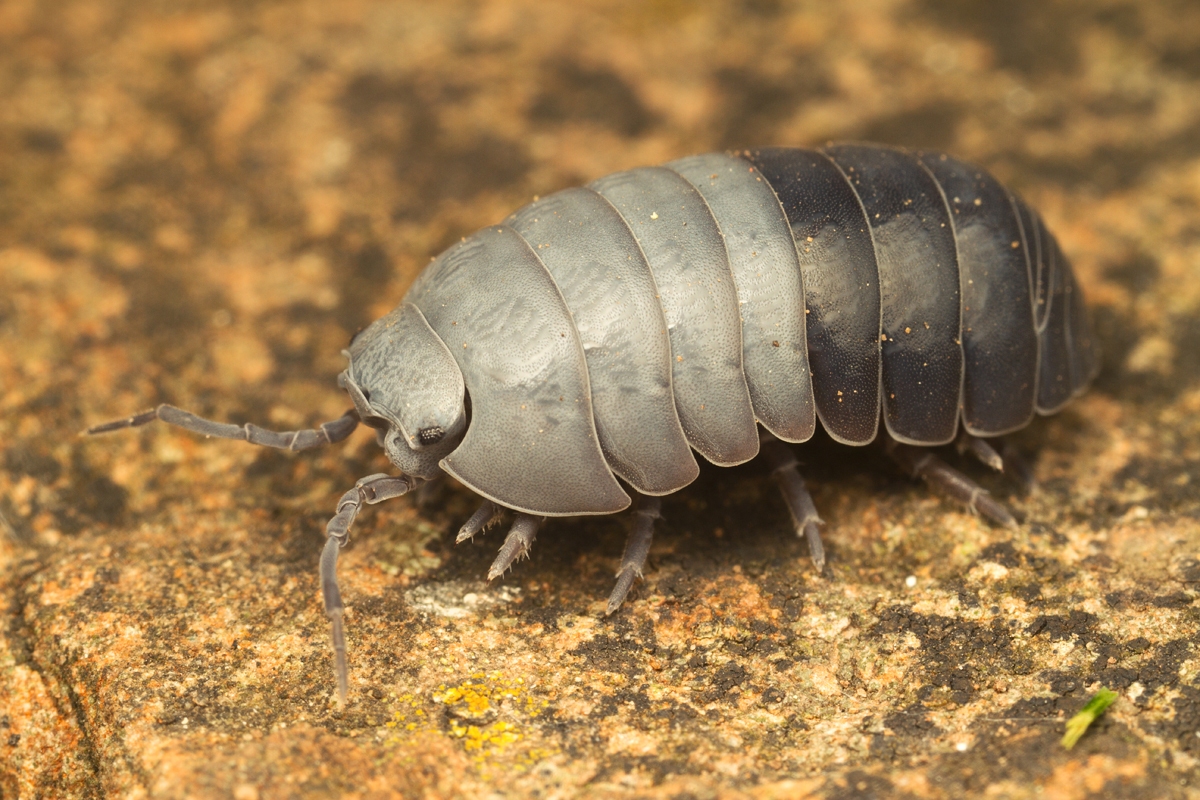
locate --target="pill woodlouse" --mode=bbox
[89,143,1099,704]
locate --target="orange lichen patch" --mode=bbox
[0,246,59,283]
[236,630,312,676]
[303,187,346,238]
[132,9,233,56]
[536,614,597,650]
[643,600,718,649]
[210,329,275,386]
[0,248,130,343]
[799,607,855,641]
[707,575,779,621]
[211,249,340,317]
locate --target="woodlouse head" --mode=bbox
[340,302,467,478]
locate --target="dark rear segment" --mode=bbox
[913,151,1037,435]
[822,144,964,445]
[425,144,1098,510]
[738,145,1096,441]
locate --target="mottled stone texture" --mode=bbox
[2,0,1198,798]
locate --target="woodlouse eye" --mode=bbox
[418,426,445,445]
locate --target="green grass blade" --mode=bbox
[1062,688,1118,749]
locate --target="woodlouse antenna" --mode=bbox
[86,404,360,451]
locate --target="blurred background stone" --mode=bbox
[1,0,1198,797]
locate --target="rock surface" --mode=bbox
[1,0,1198,797]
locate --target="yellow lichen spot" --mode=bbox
[384,672,556,768]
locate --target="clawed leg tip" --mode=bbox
[801,522,826,575]
[486,513,540,581]
[606,568,639,616]
[458,500,500,544]
[604,590,631,616]
[984,509,1019,529]
[973,494,1019,529]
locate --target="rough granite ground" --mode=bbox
[1,0,1198,798]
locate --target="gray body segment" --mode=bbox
[362,145,1098,516]
[405,225,630,515]
[504,187,699,496]
[590,166,760,467]
[664,153,816,445]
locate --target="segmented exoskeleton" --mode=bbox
[89,144,1099,704]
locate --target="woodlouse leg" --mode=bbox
[456,500,501,543]
[321,473,417,707]
[955,430,1038,493]
[487,513,543,580]
[86,404,360,451]
[887,443,1018,529]
[955,429,1004,472]
[760,437,826,573]
[606,495,661,615]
